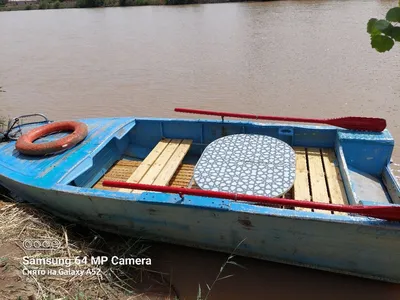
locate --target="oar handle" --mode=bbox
[175,108,317,123]
[103,181,400,221]
[174,108,386,132]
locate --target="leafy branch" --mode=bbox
[367,6,400,52]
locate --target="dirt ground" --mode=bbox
[0,195,177,300]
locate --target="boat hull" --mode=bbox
[1,116,399,283]
[2,176,400,283]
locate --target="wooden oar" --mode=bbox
[103,181,400,221]
[174,108,387,132]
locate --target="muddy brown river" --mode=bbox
[1,1,400,299]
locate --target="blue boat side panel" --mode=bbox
[335,141,357,205]
[382,166,400,205]
[339,129,394,141]
[130,119,258,150]
[277,126,294,145]
[132,118,337,148]
[128,120,167,149]
[71,137,129,187]
[293,126,336,148]
[161,121,203,142]
[53,183,393,226]
[338,129,394,176]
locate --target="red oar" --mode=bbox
[103,181,400,221]
[174,108,386,132]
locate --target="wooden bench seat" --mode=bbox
[119,138,192,193]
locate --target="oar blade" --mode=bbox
[326,117,387,132]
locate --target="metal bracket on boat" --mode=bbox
[178,192,185,201]
[1,113,52,142]
[173,192,185,204]
[220,116,228,137]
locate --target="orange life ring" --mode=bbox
[16,121,88,156]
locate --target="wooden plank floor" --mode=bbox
[293,147,348,215]
[93,159,200,191]
[93,148,348,214]
[93,159,142,191]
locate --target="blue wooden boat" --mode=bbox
[0,110,399,283]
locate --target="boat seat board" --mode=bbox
[119,138,193,193]
[118,139,171,193]
[153,140,193,186]
[293,147,348,215]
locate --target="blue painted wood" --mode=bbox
[383,166,400,205]
[338,129,394,176]
[348,167,392,204]
[335,141,357,205]
[0,116,400,283]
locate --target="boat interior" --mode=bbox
[92,143,349,215]
[1,115,399,214]
[72,117,400,212]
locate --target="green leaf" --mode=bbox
[368,19,394,36]
[367,18,378,34]
[386,7,400,22]
[375,20,393,34]
[388,27,400,42]
[371,35,395,52]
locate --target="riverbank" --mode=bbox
[0,0,243,11]
[0,187,178,299]
[0,0,158,11]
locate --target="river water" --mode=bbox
[1,1,400,298]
